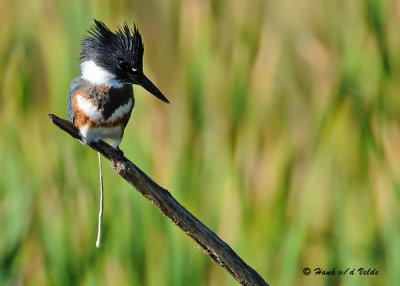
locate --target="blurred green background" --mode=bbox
[0,0,399,285]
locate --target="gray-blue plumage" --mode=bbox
[68,77,81,123]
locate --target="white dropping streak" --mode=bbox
[96,152,104,248]
[81,60,122,88]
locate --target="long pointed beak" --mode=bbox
[135,74,169,103]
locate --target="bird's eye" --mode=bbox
[118,61,130,71]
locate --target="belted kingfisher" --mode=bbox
[68,19,169,150]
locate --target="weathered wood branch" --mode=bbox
[48,113,269,286]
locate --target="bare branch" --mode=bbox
[48,113,269,286]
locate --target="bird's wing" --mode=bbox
[68,77,81,124]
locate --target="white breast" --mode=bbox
[79,124,124,148]
[77,95,133,124]
[76,95,133,148]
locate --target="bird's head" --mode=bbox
[80,19,169,103]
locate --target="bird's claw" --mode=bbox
[115,146,124,159]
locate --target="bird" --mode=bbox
[67,19,169,248]
[68,19,169,152]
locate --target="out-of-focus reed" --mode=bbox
[0,0,399,285]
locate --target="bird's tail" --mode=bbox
[96,152,104,248]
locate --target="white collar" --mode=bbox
[81,60,122,88]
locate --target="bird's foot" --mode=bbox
[79,138,88,146]
[115,146,125,159]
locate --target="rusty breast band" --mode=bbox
[73,82,134,129]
